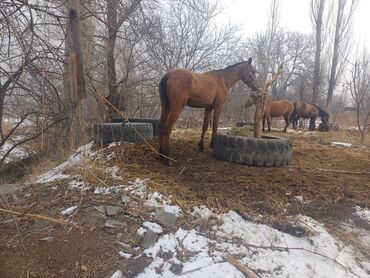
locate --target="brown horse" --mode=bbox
[292,100,329,131]
[158,58,259,164]
[262,98,294,132]
[244,96,293,132]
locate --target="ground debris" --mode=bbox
[154,210,177,226]
[104,219,127,230]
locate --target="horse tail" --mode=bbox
[159,75,169,111]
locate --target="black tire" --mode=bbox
[94,123,153,146]
[213,133,293,167]
[111,118,160,137]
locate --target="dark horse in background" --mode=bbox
[158,58,259,164]
[292,100,329,131]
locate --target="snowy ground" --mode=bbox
[33,143,370,278]
[0,140,29,164]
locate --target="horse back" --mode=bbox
[294,100,318,118]
[267,100,294,117]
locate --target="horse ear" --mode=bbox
[248,57,252,64]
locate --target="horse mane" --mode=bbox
[216,61,246,72]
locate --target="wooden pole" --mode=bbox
[254,94,262,138]
[68,0,86,147]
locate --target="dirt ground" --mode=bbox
[0,128,369,277]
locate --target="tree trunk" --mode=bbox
[67,0,87,148]
[254,95,262,138]
[106,0,123,121]
[312,0,325,104]
[360,112,370,146]
[0,89,5,140]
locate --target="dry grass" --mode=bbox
[103,129,370,225]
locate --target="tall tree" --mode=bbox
[349,50,370,145]
[310,0,326,104]
[106,0,142,120]
[326,0,358,110]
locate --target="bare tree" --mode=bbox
[348,50,370,145]
[105,0,142,119]
[326,0,358,110]
[310,0,327,104]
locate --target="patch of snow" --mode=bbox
[163,204,181,215]
[107,166,123,180]
[106,152,116,161]
[331,141,353,147]
[35,142,93,184]
[180,263,244,278]
[38,173,71,184]
[137,227,147,236]
[123,178,147,197]
[354,206,370,223]
[286,128,302,133]
[69,179,90,191]
[191,206,213,219]
[138,209,369,278]
[93,178,147,196]
[110,270,123,278]
[145,191,182,216]
[94,185,127,195]
[0,141,29,164]
[293,195,307,204]
[119,251,132,259]
[61,205,78,215]
[108,142,121,148]
[143,222,163,234]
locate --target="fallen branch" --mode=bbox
[316,168,370,175]
[226,255,260,278]
[0,207,82,229]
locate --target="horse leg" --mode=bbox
[262,116,265,132]
[162,109,182,165]
[267,116,272,132]
[310,117,316,131]
[210,104,223,149]
[159,106,170,159]
[309,118,315,131]
[283,114,289,132]
[294,116,299,129]
[198,107,212,152]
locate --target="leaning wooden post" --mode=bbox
[253,93,262,138]
[253,69,283,138]
[68,0,86,147]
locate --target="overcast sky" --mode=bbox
[220,0,370,48]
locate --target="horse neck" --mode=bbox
[316,106,326,117]
[218,64,245,89]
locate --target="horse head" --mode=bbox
[241,57,259,92]
[321,112,329,124]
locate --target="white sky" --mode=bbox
[220,0,370,47]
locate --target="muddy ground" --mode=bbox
[0,128,369,277]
